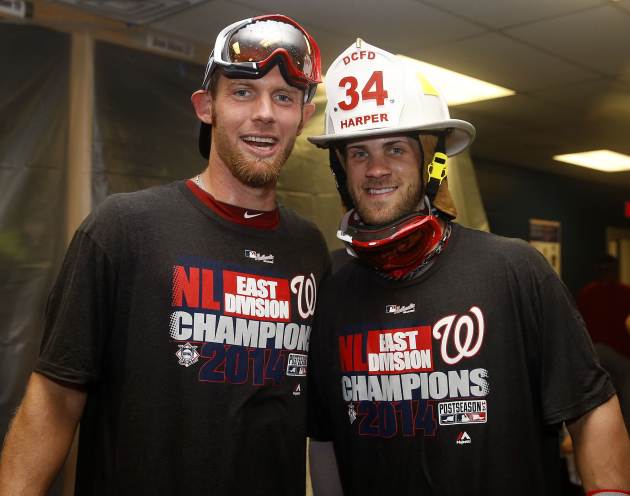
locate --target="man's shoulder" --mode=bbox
[457,225,541,259]
[454,225,552,275]
[279,205,318,230]
[456,224,528,250]
[85,182,182,228]
[75,181,185,251]
[319,258,365,299]
[104,181,181,212]
[279,205,327,245]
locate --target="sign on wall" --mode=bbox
[529,218,561,275]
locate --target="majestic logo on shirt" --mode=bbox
[385,303,416,314]
[286,353,308,376]
[438,400,487,425]
[433,306,485,365]
[175,342,200,367]
[456,431,472,445]
[290,273,317,319]
[293,384,302,396]
[244,249,274,264]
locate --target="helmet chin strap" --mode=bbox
[425,133,448,205]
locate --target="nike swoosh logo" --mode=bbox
[244,211,264,219]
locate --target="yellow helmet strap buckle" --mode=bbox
[425,133,447,202]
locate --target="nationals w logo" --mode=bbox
[290,273,317,319]
[432,306,485,365]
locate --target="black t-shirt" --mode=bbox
[36,181,330,495]
[308,224,613,495]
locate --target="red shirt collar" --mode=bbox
[186,179,280,230]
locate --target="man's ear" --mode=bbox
[191,90,213,124]
[297,102,316,135]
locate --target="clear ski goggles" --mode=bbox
[201,14,321,101]
[338,209,443,278]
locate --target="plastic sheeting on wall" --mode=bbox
[92,41,206,203]
[448,151,490,232]
[0,24,70,485]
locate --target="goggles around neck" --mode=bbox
[337,209,445,279]
[201,14,321,101]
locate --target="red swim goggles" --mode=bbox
[201,14,322,102]
[338,210,445,279]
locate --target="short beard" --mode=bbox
[353,178,423,225]
[211,108,299,189]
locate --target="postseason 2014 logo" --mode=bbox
[438,400,487,426]
[286,353,307,376]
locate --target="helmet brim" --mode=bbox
[308,119,475,157]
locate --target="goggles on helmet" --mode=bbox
[337,209,445,279]
[201,14,321,102]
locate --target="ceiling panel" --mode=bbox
[507,5,630,76]
[49,0,210,24]
[151,0,262,44]
[230,0,485,57]
[528,78,621,108]
[419,0,605,29]
[455,94,586,133]
[416,32,595,92]
[473,136,630,190]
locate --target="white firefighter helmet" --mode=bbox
[308,39,475,155]
[309,39,476,218]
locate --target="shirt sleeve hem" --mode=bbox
[543,381,616,425]
[34,359,95,386]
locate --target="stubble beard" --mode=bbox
[212,111,298,189]
[351,173,423,226]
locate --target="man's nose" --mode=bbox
[251,94,275,124]
[365,153,391,179]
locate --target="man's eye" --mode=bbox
[234,89,250,97]
[350,150,367,160]
[275,93,293,103]
[389,147,404,155]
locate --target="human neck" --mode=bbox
[201,155,277,211]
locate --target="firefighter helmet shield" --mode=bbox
[308,39,475,156]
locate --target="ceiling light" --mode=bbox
[553,150,630,172]
[397,54,515,106]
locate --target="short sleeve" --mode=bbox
[35,207,120,386]
[538,272,615,424]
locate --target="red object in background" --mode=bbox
[578,280,630,360]
[587,491,630,495]
[624,201,630,218]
